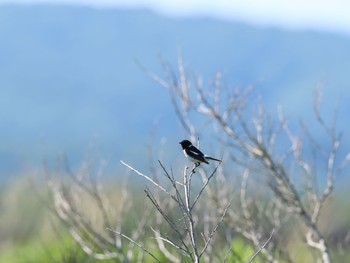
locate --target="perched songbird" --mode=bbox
[179,139,221,167]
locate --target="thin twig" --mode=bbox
[246,229,275,263]
[190,162,220,211]
[107,228,160,263]
[120,160,169,194]
[199,198,232,257]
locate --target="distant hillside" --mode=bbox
[1,4,350,177]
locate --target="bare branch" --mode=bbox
[246,229,275,263]
[107,228,160,263]
[120,160,169,194]
[151,227,183,263]
[199,198,232,257]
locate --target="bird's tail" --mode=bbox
[205,156,222,162]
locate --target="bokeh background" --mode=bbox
[1,0,350,262]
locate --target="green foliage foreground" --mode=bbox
[1,176,350,263]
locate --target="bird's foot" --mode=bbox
[191,163,200,173]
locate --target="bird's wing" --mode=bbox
[188,145,205,157]
[186,146,209,164]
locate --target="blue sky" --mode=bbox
[1,0,350,35]
[1,0,349,177]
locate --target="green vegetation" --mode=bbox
[1,174,350,263]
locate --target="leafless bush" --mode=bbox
[145,53,350,263]
[46,54,349,263]
[45,155,157,262]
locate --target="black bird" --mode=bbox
[179,140,221,167]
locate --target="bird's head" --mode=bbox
[179,140,192,149]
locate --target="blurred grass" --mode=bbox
[0,174,119,263]
[1,174,350,262]
[0,177,45,244]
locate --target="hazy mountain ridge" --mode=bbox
[1,4,350,177]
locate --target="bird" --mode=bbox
[179,139,221,167]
